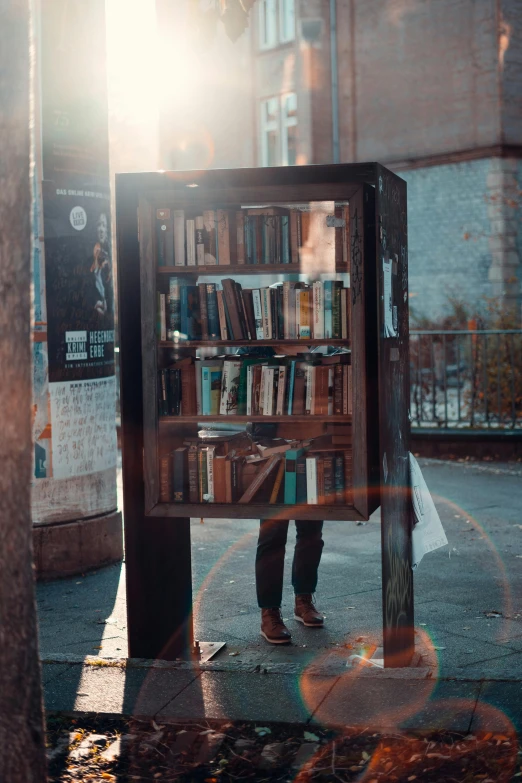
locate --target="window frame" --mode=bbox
[279,0,296,44]
[259,0,278,50]
[260,92,298,168]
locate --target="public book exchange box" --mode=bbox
[116,163,413,667]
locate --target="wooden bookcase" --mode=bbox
[116,163,413,667]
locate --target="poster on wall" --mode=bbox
[43,181,115,383]
[49,376,117,479]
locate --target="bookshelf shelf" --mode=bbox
[158,339,349,348]
[150,502,363,522]
[159,414,352,424]
[116,163,412,665]
[158,264,350,276]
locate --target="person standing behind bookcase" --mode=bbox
[237,345,325,645]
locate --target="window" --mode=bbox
[259,0,295,49]
[259,0,277,49]
[281,92,297,166]
[260,93,298,167]
[279,0,295,43]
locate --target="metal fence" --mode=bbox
[410,329,522,430]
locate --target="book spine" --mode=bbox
[168,277,181,338]
[198,448,208,502]
[306,456,318,504]
[342,204,350,268]
[270,285,277,338]
[252,289,264,339]
[281,214,290,263]
[217,209,231,265]
[186,219,196,266]
[305,365,314,415]
[234,283,250,339]
[242,289,257,342]
[195,215,205,265]
[269,460,285,503]
[323,456,335,504]
[203,210,218,265]
[216,290,228,340]
[341,287,348,339]
[313,281,324,340]
[201,367,212,415]
[220,360,241,415]
[261,288,271,339]
[180,364,197,416]
[277,286,285,339]
[244,215,253,265]
[188,446,199,503]
[158,369,168,416]
[296,456,307,504]
[335,204,344,268]
[317,456,325,505]
[246,365,253,416]
[299,288,311,339]
[275,365,287,415]
[290,209,299,264]
[210,366,222,414]
[156,208,173,266]
[206,284,220,339]
[236,211,245,264]
[334,453,345,504]
[239,455,280,503]
[206,446,215,502]
[288,284,296,339]
[332,281,342,339]
[198,282,209,340]
[292,363,306,415]
[195,361,202,415]
[173,448,187,502]
[287,360,296,415]
[328,367,334,415]
[173,209,185,266]
[343,364,348,416]
[222,279,242,340]
[263,368,275,415]
[159,293,166,341]
[159,453,171,503]
[334,364,343,415]
[324,281,333,338]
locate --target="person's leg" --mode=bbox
[256,518,292,643]
[292,520,325,627]
[256,518,289,608]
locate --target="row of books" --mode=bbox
[155,204,350,268]
[158,278,350,342]
[158,353,353,417]
[159,443,353,506]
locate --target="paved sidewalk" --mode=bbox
[38,458,522,730]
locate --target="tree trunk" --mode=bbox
[0,1,48,780]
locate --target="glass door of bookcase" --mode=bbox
[139,189,378,522]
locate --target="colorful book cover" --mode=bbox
[219,359,241,415]
[173,209,185,266]
[284,448,305,504]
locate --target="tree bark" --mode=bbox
[0,1,48,780]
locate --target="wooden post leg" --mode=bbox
[381,500,415,667]
[126,516,193,660]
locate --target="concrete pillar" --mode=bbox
[31,0,122,578]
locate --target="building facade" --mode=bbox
[158,0,522,321]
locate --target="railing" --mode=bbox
[410,329,522,430]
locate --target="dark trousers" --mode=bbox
[256,519,324,608]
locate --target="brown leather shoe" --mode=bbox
[260,608,292,644]
[294,594,324,627]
